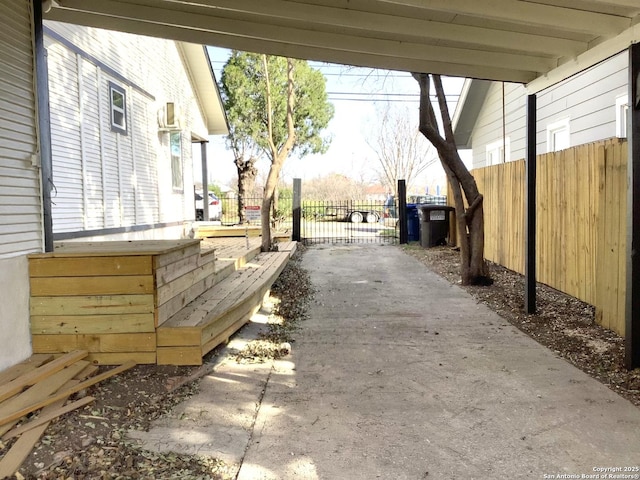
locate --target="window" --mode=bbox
[546,118,570,152]
[170,131,183,191]
[109,82,127,134]
[616,95,629,138]
[485,138,510,166]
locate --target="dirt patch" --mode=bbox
[402,244,640,407]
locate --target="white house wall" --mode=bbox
[0,1,42,370]
[45,22,209,237]
[469,51,629,169]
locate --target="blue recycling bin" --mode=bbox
[406,203,420,242]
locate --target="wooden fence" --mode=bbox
[473,138,627,335]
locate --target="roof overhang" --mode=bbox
[47,1,640,91]
[452,79,492,149]
[177,42,229,136]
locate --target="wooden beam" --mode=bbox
[50,1,556,73]
[0,350,87,403]
[2,397,95,441]
[45,8,537,83]
[101,0,588,57]
[0,361,135,427]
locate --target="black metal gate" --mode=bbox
[301,200,398,245]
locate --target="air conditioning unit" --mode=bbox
[158,102,183,130]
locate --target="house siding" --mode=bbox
[0,2,42,254]
[45,22,209,237]
[0,0,40,370]
[469,51,628,169]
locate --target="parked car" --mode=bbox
[195,191,222,221]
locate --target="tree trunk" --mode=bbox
[235,156,257,224]
[261,56,296,251]
[413,73,490,285]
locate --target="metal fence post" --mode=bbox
[398,180,407,244]
[293,178,301,242]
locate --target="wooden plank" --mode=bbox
[0,361,135,427]
[164,255,274,329]
[155,251,215,287]
[31,333,156,354]
[0,355,53,385]
[0,366,97,478]
[30,275,154,297]
[0,361,88,436]
[86,352,156,365]
[156,346,203,366]
[156,262,235,327]
[2,396,95,441]
[29,255,152,277]
[30,313,156,335]
[156,259,218,306]
[159,251,290,349]
[30,294,154,316]
[201,305,262,359]
[156,326,202,347]
[153,242,202,269]
[0,350,87,403]
[29,239,200,257]
[195,225,262,239]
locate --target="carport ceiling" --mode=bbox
[47,0,640,92]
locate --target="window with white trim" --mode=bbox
[109,81,127,135]
[485,138,510,166]
[616,95,629,139]
[170,131,183,192]
[546,118,570,152]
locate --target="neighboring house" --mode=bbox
[453,51,629,168]
[44,21,227,242]
[0,12,227,370]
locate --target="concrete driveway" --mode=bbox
[132,244,640,479]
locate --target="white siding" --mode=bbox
[0,1,42,255]
[469,51,629,169]
[0,1,39,371]
[45,22,208,236]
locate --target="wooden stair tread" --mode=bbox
[159,250,291,331]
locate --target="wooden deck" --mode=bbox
[28,238,296,365]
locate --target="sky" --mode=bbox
[197,47,467,194]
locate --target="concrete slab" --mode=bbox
[238,245,640,480]
[129,244,640,479]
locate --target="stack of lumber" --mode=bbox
[0,351,134,478]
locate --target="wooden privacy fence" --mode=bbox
[473,138,627,335]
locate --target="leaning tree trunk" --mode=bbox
[261,56,296,252]
[413,73,490,285]
[235,156,257,224]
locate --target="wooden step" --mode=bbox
[156,244,296,365]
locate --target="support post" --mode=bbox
[398,180,407,244]
[292,178,301,242]
[525,94,537,314]
[34,0,54,252]
[200,141,209,222]
[626,42,640,369]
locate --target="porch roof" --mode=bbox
[47,1,639,92]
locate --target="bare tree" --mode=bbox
[367,104,436,196]
[302,173,368,201]
[413,73,491,285]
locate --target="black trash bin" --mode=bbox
[406,203,420,242]
[419,205,454,247]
